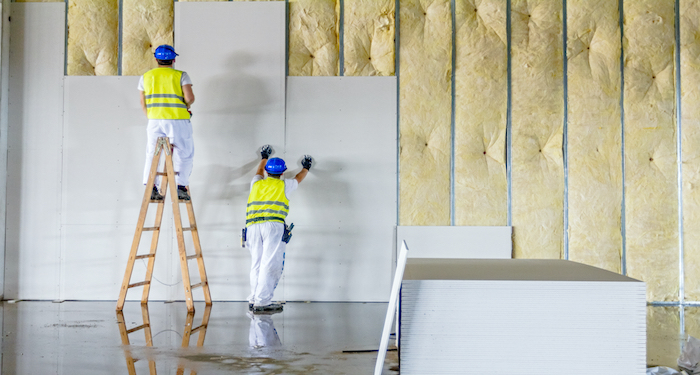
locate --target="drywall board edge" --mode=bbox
[404,258,643,282]
[397,225,511,259]
[6,3,65,299]
[285,76,396,302]
[0,0,11,299]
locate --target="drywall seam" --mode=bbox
[562,0,568,260]
[676,0,684,304]
[450,0,455,226]
[506,0,512,227]
[620,0,626,276]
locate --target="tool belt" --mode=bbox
[241,222,294,247]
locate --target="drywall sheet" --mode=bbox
[285,77,397,302]
[288,0,339,76]
[510,0,564,258]
[681,0,700,301]
[454,0,507,226]
[6,4,65,299]
[343,0,395,76]
[399,0,452,225]
[624,0,678,302]
[397,226,512,259]
[647,306,680,368]
[66,0,118,75]
[121,0,173,76]
[566,0,622,272]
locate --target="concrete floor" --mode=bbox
[0,301,692,373]
[0,301,399,374]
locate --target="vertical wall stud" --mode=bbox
[450,0,456,226]
[562,0,569,260]
[506,0,512,227]
[619,0,627,276]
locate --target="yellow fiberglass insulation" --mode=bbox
[15,0,63,2]
[510,0,564,259]
[624,0,678,302]
[566,0,622,273]
[67,0,119,76]
[288,0,339,76]
[121,0,173,76]
[343,0,395,76]
[454,0,507,226]
[399,0,452,226]
[681,0,700,301]
[647,306,680,368]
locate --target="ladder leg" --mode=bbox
[117,143,164,311]
[195,304,213,346]
[164,141,195,313]
[141,179,168,303]
[181,311,196,347]
[184,192,212,305]
[117,311,138,375]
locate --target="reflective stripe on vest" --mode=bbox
[143,68,191,120]
[246,178,289,226]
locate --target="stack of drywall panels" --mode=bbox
[399,259,646,375]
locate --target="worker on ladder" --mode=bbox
[138,44,195,201]
[246,145,313,313]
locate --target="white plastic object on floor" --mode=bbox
[679,335,700,372]
[374,240,409,375]
[647,366,680,375]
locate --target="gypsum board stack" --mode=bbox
[398,259,646,375]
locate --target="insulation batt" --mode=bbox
[122,0,173,76]
[288,0,339,76]
[67,0,119,76]
[344,0,395,76]
[566,0,622,273]
[510,0,564,259]
[681,0,700,301]
[624,0,678,302]
[454,0,507,226]
[399,0,452,226]
[647,306,680,368]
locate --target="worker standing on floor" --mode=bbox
[139,44,195,201]
[246,145,313,313]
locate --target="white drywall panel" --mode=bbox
[285,76,397,302]
[6,3,65,299]
[174,1,286,301]
[397,226,512,259]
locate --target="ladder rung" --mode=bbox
[134,254,155,260]
[128,281,150,288]
[191,325,206,334]
[186,254,199,260]
[156,172,167,176]
[126,324,149,334]
[142,227,159,231]
[149,200,164,203]
[182,227,195,232]
[190,282,206,289]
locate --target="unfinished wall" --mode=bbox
[647,306,680,367]
[453,0,507,226]
[121,0,173,76]
[66,0,118,76]
[343,0,395,76]
[623,0,678,302]
[510,0,564,258]
[288,0,339,76]
[398,0,452,226]
[681,0,700,301]
[566,0,622,272]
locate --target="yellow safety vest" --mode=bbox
[143,68,191,120]
[246,178,289,226]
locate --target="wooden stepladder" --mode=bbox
[117,137,212,313]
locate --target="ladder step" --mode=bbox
[191,324,206,334]
[190,282,207,289]
[126,323,149,334]
[134,254,155,260]
[186,254,199,260]
[142,227,159,231]
[128,281,150,288]
[182,227,196,232]
[156,172,167,176]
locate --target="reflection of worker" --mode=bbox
[247,311,281,348]
[139,44,195,201]
[246,145,313,313]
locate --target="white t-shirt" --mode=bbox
[137,71,192,91]
[250,175,298,197]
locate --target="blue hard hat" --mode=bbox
[265,158,287,174]
[154,45,178,60]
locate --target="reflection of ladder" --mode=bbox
[117,304,213,375]
[116,137,212,313]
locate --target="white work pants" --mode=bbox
[142,119,194,187]
[246,222,286,306]
[248,313,281,348]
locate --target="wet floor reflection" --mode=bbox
[248,311,281,349]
